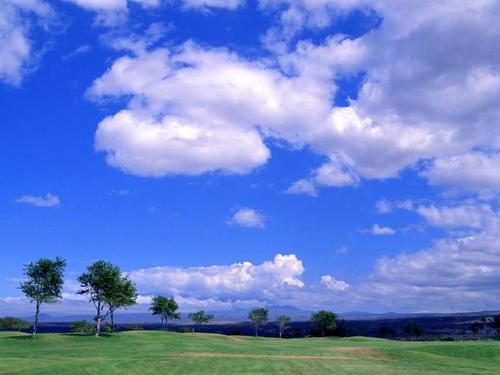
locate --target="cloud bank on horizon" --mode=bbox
[2,0,500,314]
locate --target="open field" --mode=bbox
[1,331,500,374]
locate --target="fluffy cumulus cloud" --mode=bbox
[123,253,352,310]
[320,275,349,291]
[422,153,500,195]
[15,193,60,207]
[355,199,500,311]
[260,0,500,196]
[0,0,52,86]
[86,1,500,200]
[227,208,266,228]
[362,227,500,312]
[128,254,304,300]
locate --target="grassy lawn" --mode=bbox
[1,331,500,374]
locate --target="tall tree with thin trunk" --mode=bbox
[20,257,66,337]
[105,275,137,332]
[77,261,121,336]
[149,296,180,330]
[248,308,268,337]
[188,310,214,334]
[276,314,291,338]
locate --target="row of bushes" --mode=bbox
[0,317,30,331]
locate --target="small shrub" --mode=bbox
[70,320,94,335]
[103,323,113,333]
[123,324,143,331]
[179,326,192,333]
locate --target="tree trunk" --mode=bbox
[165,318,168,331]
[255,325,258,337]
[160,316,164,329]
[95,316,102,337]
[279,327,282,339]
[110,310,115,333]
[32,302,40,337]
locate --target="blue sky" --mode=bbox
[2,0,500,315]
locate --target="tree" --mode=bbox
[471,322,484,337]
[248,308,268,337]
[311,310,337,337]
[276,315,291,338]
[77,260,121,336]
[0,317,30,331]
[20,257,66,336]
[149,296,180,330]
[105,275,137,332]
[188,310,214,334]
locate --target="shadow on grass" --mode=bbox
[6,335,36,340]
[59,333,117,339]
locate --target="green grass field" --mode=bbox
[1,331,499,374]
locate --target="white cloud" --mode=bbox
[381,199,492,230]
[415,204,490,230]
[285,178,317,197]
[227,208,265,229]
[16,193,60,207]
[65,0,243,24]
[0,0,52,85]
[182,0,244,10]
[375,198,392,214]
[95,110,270,176]
[368,224,395,236]
[361,229,500,312]
[128,254,304,299]
[256,1,500,195]
[88,1,500,196]
[320,275,349,291]
[65,0,127,11]
[423,153,500,195]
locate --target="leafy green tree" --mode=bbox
[105,275,137,332]
[0,317,30,331]
[70,320,94,335]
[311,310,337,337]
[77,260,121,336]
[188,310,214,333]
[248,308,268,337]
[20,257,66,336]
[149,296,180,330]
[276,315,291,338]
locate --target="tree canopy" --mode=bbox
[20,257,66,336]
[188,310,214,333]
[77,260,121,336]
[150,296,180,329]
[311,310,337,337]
[248,307,268,337]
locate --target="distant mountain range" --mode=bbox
[22,307,500,324]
